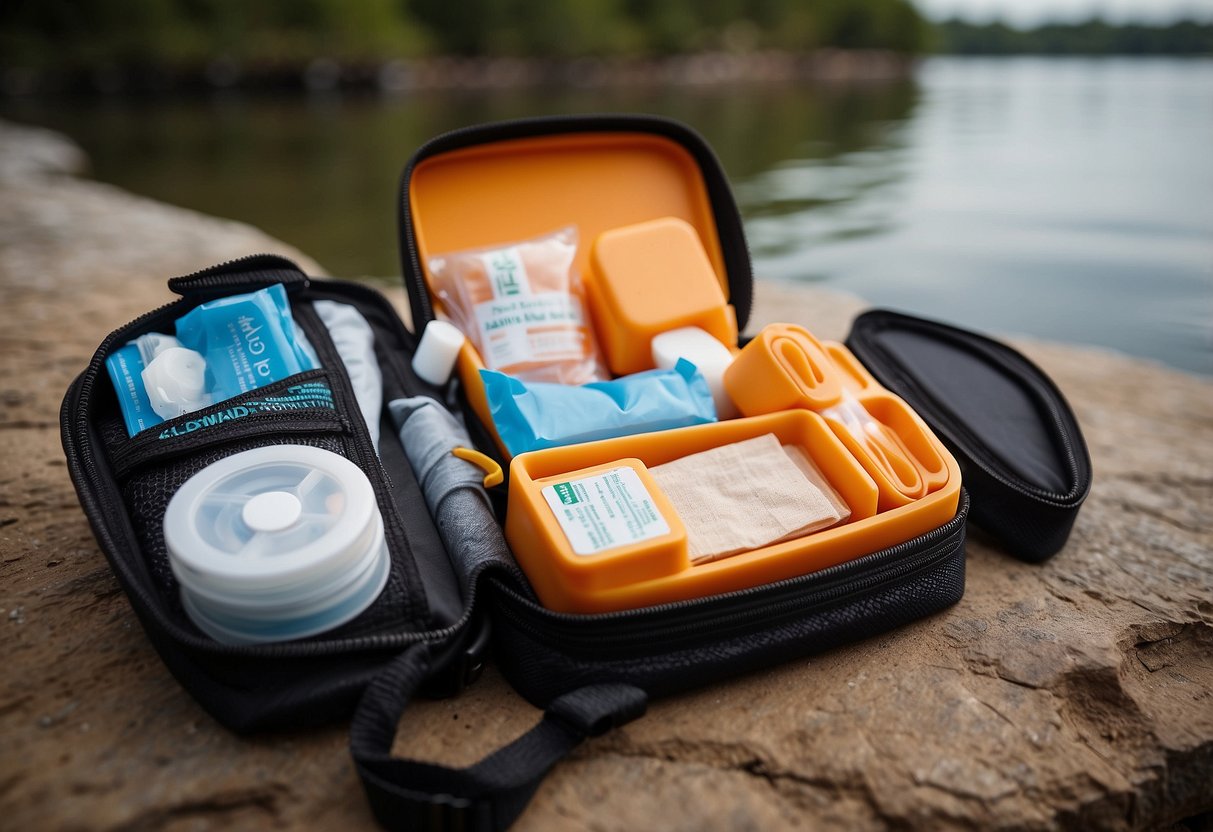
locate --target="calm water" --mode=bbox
[5,57,1211,374]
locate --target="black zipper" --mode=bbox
[166,252,309,297]
[491,491,968,657]
[396,114,755,335]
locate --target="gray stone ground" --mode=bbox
[1,119,1210,831]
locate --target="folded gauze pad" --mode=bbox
[481,359,716,457]
[650,433,844,563]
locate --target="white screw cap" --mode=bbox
[412,320,466,386]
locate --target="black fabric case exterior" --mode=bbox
[60,256,484,733]
[846,309,1092,562]
[59,116,1092,831]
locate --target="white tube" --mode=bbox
[651,326,738,419]
[412,320,466,387]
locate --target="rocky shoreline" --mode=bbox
[1,119,1210,830]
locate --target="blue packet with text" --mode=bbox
[105,334,173,436]
[481,359,717,457]
[175,283,315,401]
[107,285,317,437]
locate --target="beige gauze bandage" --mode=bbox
[649,433,848,563]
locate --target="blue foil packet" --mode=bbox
[481,359,717,457]
[107,285,317,437]
[105,335,169,436]
[175,283,316,401]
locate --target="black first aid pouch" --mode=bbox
[61,115,1092,830]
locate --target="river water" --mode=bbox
[5,57,1210,374]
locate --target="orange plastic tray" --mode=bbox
[506,409,961,614]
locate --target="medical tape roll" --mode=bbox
[164,445,390,645]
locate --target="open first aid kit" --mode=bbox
[61,115,1092,830]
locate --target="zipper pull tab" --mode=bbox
[167,254,310,300]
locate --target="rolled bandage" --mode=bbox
[651,326,738,419]
[412,320,465,387]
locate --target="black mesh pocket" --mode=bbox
[107,367,428,644]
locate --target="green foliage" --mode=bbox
[935,18,1213,55]
[0,0,929,71]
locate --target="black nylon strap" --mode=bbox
[350,641,647,831]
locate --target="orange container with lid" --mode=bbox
[397,117,965,615]
[588,217,738,376]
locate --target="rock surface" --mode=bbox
[1,120,1210,831]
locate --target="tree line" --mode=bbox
[0,0,928,70]
[935,18,1213,55]
[2,1,1208,82]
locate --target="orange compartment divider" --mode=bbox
[726,329,956,510]
[821,392,951,512]
[822,340,880,394]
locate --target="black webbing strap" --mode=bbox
[350,641,648,831]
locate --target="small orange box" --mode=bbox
[724,323,842,416]
[588,217,738,376]
[507,459,689,610]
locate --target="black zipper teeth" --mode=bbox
[494,492,968,652]
[64,274,469,659]
[855,325,1088,506]
[169,252,300,283]
[397,114,754,333]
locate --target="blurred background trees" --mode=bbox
[1,0,1207,89]
[935,18,1213,54]
[0,0,930,72]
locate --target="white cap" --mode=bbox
[412,320,466,386]
[652,326,739,420]
[142,347,211,420]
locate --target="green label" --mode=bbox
[541,467,670,556]
[490,253,523,296]
[481,247,531,300]
[552,482,580,506]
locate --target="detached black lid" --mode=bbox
[846,310,1092,562]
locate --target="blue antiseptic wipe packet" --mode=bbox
[175,283,316,401]
[104,333,180,436]
[481,359,717,457]
[106,285,318,437]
